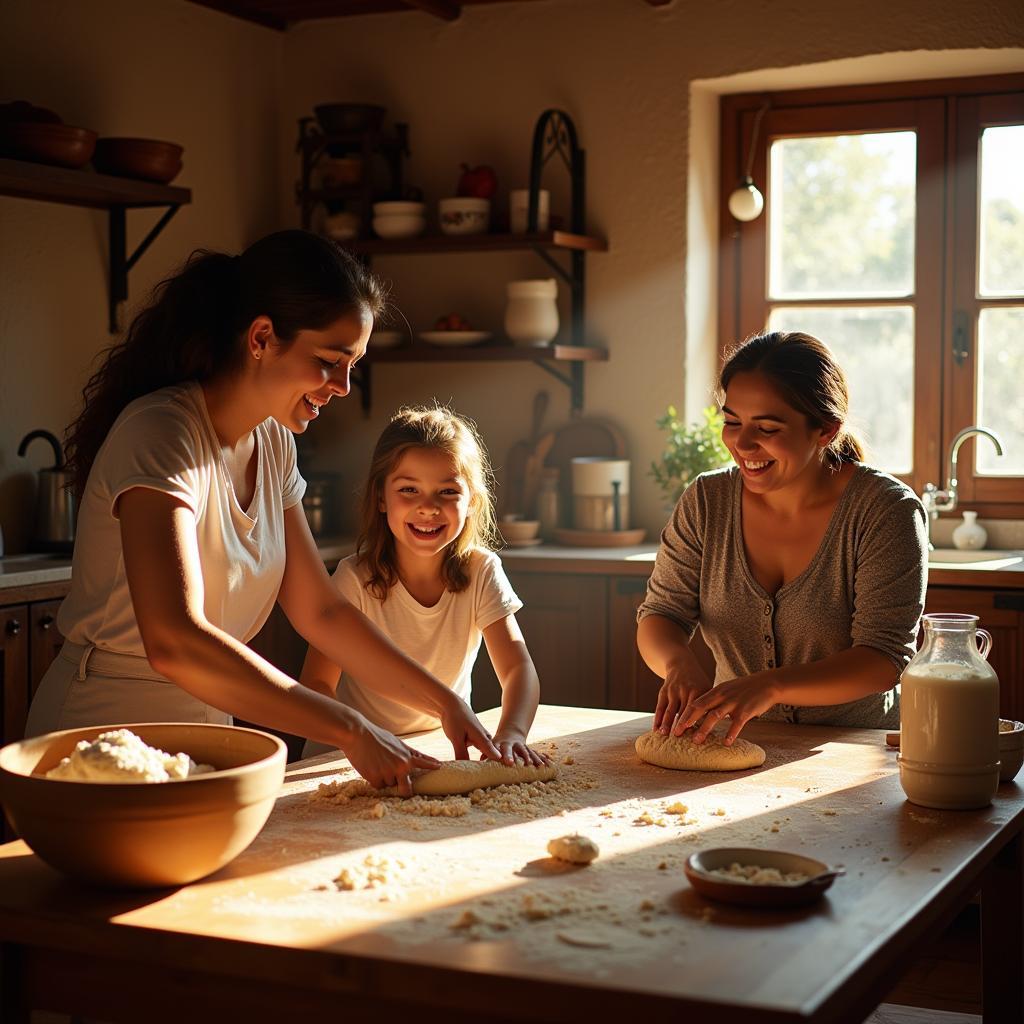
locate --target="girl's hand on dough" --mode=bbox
[439,696,503,762]
[674,675,780,745]
[344,715,441,795]
[493,729,551,768]
[654,662,712,735]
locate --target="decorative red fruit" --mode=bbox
[456,164,498,200]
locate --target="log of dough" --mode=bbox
[635,726,765,771]
[381,759,558,796]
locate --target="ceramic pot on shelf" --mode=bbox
[505,279,558,347]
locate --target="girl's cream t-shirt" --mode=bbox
[58,382,306,658]
[329,549,522,735]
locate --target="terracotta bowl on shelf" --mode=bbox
[0,722,285,889]
[314,103,386,134]
[0,122,97,168]
[92,137,184,184]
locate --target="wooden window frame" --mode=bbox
[719,73,1024,518]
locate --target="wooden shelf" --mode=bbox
[344,230,607,257]
[364,340,608,364]
[0,157,191,209]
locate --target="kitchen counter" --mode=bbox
[1,705,1021,1023]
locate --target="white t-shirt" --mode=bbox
[58,382,306,657]
[329,549,522,735]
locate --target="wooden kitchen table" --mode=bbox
[0,706,1021,1024]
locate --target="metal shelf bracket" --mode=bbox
[108,203,182,333]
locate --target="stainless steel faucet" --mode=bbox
[921,426,1004,547]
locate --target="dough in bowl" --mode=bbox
[381,759,558,796]
[635,726,765,771]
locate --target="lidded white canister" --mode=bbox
[505,278,559,347]
[898,613,1000,810]
[571,457,630,532]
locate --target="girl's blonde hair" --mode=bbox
[356,405,499,600]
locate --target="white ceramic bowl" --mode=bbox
[439,197,490,236]
[372,201,425,217]
[0,723,285,889]
[499,519,540,543]
[372,214,426,239]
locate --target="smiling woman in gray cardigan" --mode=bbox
[637,332,927,746]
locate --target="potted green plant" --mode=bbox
[649,405,732,506]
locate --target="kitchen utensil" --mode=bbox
[685,848,844,908]
[93,138,183,183]
[419,331,491,347]
[17,429,76,554]
[313,103,386,134]
[538,416,627,531]
[0,722,285,889]
[500,390,549,518]
[552,527,646,548]
[0,122,96,168]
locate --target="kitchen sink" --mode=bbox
[928,548,1024,568]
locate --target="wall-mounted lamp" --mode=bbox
[727,102,769,222]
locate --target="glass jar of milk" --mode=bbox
[898,613,1000,809]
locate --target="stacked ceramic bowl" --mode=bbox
[372,201,426,239]
[439,197,490,235]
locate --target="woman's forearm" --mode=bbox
[756,645,899,706]
[637,614,713,686]
[146,621,368,748]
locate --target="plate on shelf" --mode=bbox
[503,538,543,548]
[419,331,491,348]
[553,528,646,548]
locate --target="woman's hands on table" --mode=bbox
[344,715,441,795]
[654,659,713,735]
[673,674,780,745]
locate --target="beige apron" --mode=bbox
[25,641,231,737]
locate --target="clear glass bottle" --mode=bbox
[899,613,1000,809]
[536,468,560,540]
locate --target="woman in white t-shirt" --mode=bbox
[26,230,500,793]
[301,406,548,768]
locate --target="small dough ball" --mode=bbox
[547,833,600,865]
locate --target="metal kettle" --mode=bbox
[17,429,76,553]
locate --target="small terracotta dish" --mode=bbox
[93,137,183,183]
[685,847,843,908]
[0,723,285,889]
[999,719,1023,782]
[0,122,96,168]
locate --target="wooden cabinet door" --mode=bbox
[924,587,1024,721]
[0,604,30,747]
[504,573,609,710]
[29,600,65,699]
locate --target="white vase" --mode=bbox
[952,511,987,550]
[505,279,558,347]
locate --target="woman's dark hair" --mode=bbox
[718,330,865,470]
[65,230,387,495]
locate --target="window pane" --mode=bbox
[979,125,1024,297]
[769,132,916,300]
[768,306,914,474]
[976,306,1024,475]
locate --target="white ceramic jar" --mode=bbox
[952,511,987,550]
[505,278,559,347]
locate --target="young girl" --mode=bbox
[27,230,499,795]
[302,406,548,767]
[638,330,928,745]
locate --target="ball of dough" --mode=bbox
[547,833,600,864]
[635,726,765,771]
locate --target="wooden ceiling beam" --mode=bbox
[401,0,462,19]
